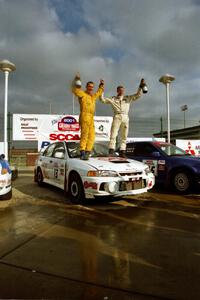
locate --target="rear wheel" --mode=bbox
[171,170,192,194]
[69,173,85,204]
[37,168,44,186]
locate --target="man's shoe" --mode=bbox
[80,150,85,160]
[109,148,115,156]
[119,150,126,158]
[84,151,90,160]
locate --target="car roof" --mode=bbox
[127,141,171,146]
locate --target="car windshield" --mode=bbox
[66,142,117,158]
[157,143,190,156]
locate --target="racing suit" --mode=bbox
[72,80,104,152]
[100,88,142,151]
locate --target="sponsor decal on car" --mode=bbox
[142,160,158,176]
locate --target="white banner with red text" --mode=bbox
[176,139,200,157]
[13,114,112,150]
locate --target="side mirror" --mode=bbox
[152,151,160,158]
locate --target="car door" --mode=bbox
[50,142,66,189]
[126,142,161,176]
[40,143,56,182]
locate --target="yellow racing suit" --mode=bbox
[72,83,104,152]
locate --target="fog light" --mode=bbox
[105,182,119,194]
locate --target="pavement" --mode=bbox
[0,169,200,299]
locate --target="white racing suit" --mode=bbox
[100,88,142,151]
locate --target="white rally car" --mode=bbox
[0,157,12,200]
[34,142,155,203]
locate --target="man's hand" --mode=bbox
[99,79,104,87]
[139,78,145,88]
[73,72,81,88]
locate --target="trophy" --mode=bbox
[140,78,148,94]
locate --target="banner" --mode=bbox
[0,143,4,154]
[13,114,112,150]
[127,137,166,143]
[176,139,200,157]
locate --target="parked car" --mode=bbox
[126,141,200,193]
[34,141,155,203]
[0,154,12,200]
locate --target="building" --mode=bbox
[154,125,200,142]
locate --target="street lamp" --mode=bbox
[0,59,16,160]
[181,104,188,128]
[159,74,175,143]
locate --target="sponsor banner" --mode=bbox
[176,140,200,157]
[0,143,4,154]
[127,137,166,143]
[12,114,112,150]
[13,114,39,141]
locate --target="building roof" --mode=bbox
[154,125,200,140]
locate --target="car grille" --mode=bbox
[119,171,142,176]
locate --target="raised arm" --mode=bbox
[93,79,105,99]
[99,93,114,104]
[126,87,143,102]
[71,73,85,98]
[126,79,146,102]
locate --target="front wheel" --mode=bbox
[171,170,192,194]
[37,168,44,186]
[1,189,12,200]
[69,173,85,204]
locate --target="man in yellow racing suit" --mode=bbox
[72,74,104,160]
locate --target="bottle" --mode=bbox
[140,78,148,94]
[75,79,82,88]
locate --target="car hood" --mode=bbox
[85,157,146,172]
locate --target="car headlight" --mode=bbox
[144,166,151,175]
[87,170,118,177]
[1,168,8,175]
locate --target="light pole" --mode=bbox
[181,104,188,128]
[0,59,16,160]
[159,74,175,143]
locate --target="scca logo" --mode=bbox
[58,116,80,131]
[49,133,80,141]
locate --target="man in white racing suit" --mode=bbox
[100,79,146,157]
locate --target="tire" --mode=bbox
[172,170,192,194]
[1,189,12,200]
[37,168,44,186]
[69,173,85,204]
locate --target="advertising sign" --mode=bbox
[0,143,4,154]
[127,137,166,143]
[176,140,200,157]
[13,114,112,150]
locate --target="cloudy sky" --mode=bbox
[0,0,200,136]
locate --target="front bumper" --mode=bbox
[0,175,12,196]
[82,174,155,199]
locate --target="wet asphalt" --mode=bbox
[0,170,200,300]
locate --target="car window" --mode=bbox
[66,142,111,158]
[52,143,66,159]
[127,143,156,156]
[157,144,189,156]
[43,143,56,157]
